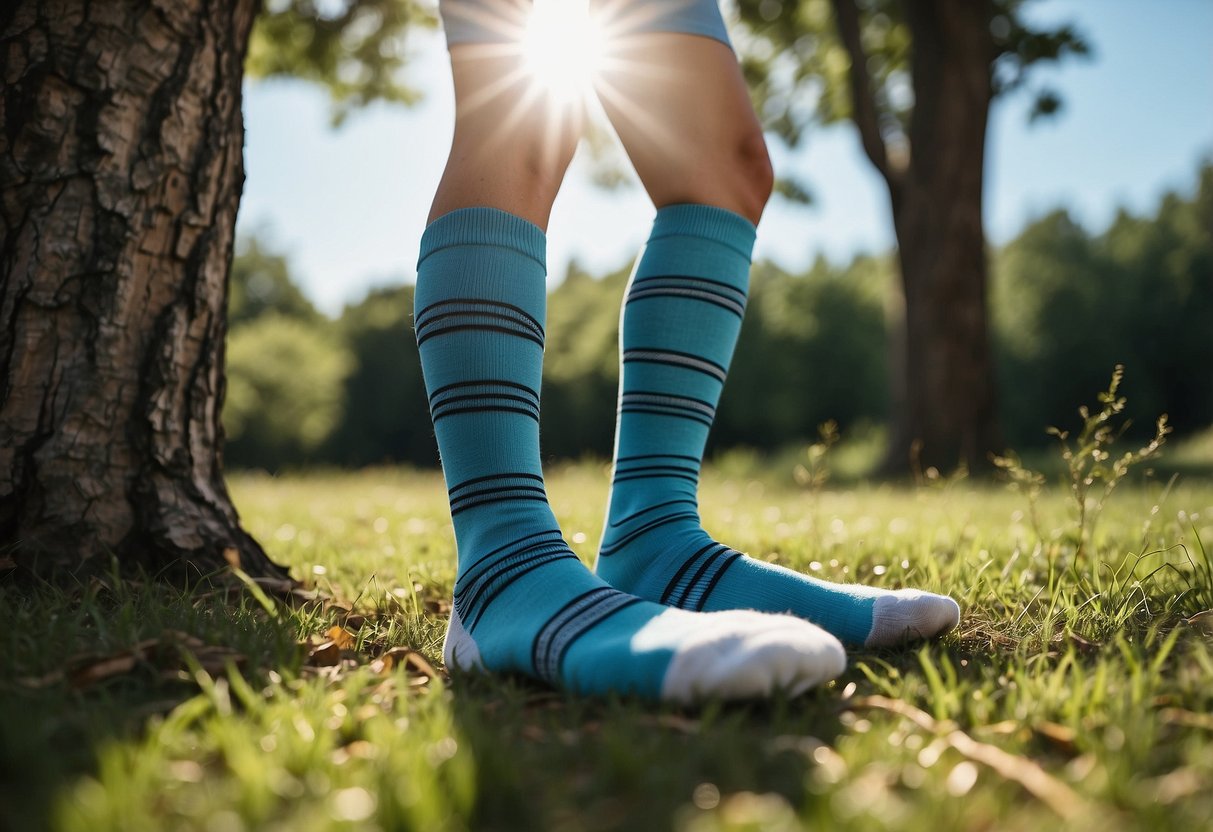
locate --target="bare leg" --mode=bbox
[429,43,583,228]
[593,31,773,222]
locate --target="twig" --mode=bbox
[845,695,1091,820]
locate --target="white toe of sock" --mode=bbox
[865,590,961,648]
[634,608,847,703]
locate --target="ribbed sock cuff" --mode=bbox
[648,204,757,261]
[418,207,547,271]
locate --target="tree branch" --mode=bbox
[829,0,902,190]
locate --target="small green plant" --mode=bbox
[794,420,840,537]
[794,419,840,493]
[995,365,1171,557]
[991,450,1046,541]
[1051,365,1171,556]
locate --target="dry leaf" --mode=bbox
[1034,721,1077,753]
[1185,610,1213,634]
[381,647,440,679]
[308,641,343,667]
[326,626,357,650]
[0,556,17,570]
[223,547,241,570]
[18,669,66,688]
[846,695,1091,821]
[70,654,138,688]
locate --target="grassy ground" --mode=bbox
[3,463,1212,831]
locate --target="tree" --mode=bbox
[738,0,1087,472]
[0,0,429,578]
[324,286,435,468]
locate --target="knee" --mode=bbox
[732,129,774,224]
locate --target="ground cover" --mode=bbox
[2,463,1211,831]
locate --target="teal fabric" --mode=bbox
[415,207,679,695]
[595,204,879,645]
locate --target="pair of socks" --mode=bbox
[414,205,958,702]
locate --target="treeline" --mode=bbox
[223,163,1212,470]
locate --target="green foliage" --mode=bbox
[229,236,321,327]
[246,0,437,123]
[541,262,631,457]
[995,366,1172,556]
[993,164,1213,446]
[717,255,890,450]
[736,0,1089,149]
[224,314,353,468]
[325,286,436,467]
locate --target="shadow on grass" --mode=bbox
[0,572,304,832]
[445,673,845,832]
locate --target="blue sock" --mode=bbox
[595,204,960,647]
[415,207,845,700]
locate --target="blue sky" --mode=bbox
[238,0,1213,315]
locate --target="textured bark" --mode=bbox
[883,0,1003,474]
[833,0,1002,474]
[0,0,288,579]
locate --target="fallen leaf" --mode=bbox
[308,641,342,667]
[0,556,16,570]
[1185,610,1213,634]
[1158,707,1213,731]
[381,647,440,679]
[223,547,241,570]
[326,626,356,650]
[70,654,138,688]
[17,669,66,688]
[846,695,1091,821]
[1034,721,1077,753]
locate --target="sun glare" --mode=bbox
[521,0,608,102]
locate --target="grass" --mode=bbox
[2,463,1212,831]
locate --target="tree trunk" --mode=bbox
[883,0,1003,475]
[0,0,288,580]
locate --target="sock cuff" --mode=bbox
[648,204,757,261]
[418,207,547,271]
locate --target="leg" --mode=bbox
[416,1,845,700]
[591,18,960,646]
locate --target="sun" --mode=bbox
[521,0,608,102]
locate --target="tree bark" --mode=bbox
[882,0,1003,474]
[0,0,288,580]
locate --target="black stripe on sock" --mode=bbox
[693,552,743,611]
[671,547,729,609]
[449,491,549,516]
[449,472,544,495]
[598,511,701,557]
[618,406,714,428]
[658,542,724,605]
[455,530,565,593]
[464,552,580,631]
[622,349,728,383]
[457,545,573,616]
[615,453,701,463]
[428,378,540,400]
[630,273,748,297]
[416,322,545,349]
[415,297,544,337]
[608,498,699,529]
[433,405,540,424]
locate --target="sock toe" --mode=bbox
[635,608,846,703]
[865,590,961,647]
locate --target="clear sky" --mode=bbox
[237,0,1213,315]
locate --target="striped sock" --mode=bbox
[415,207,845,700]
[595,204,960,647]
